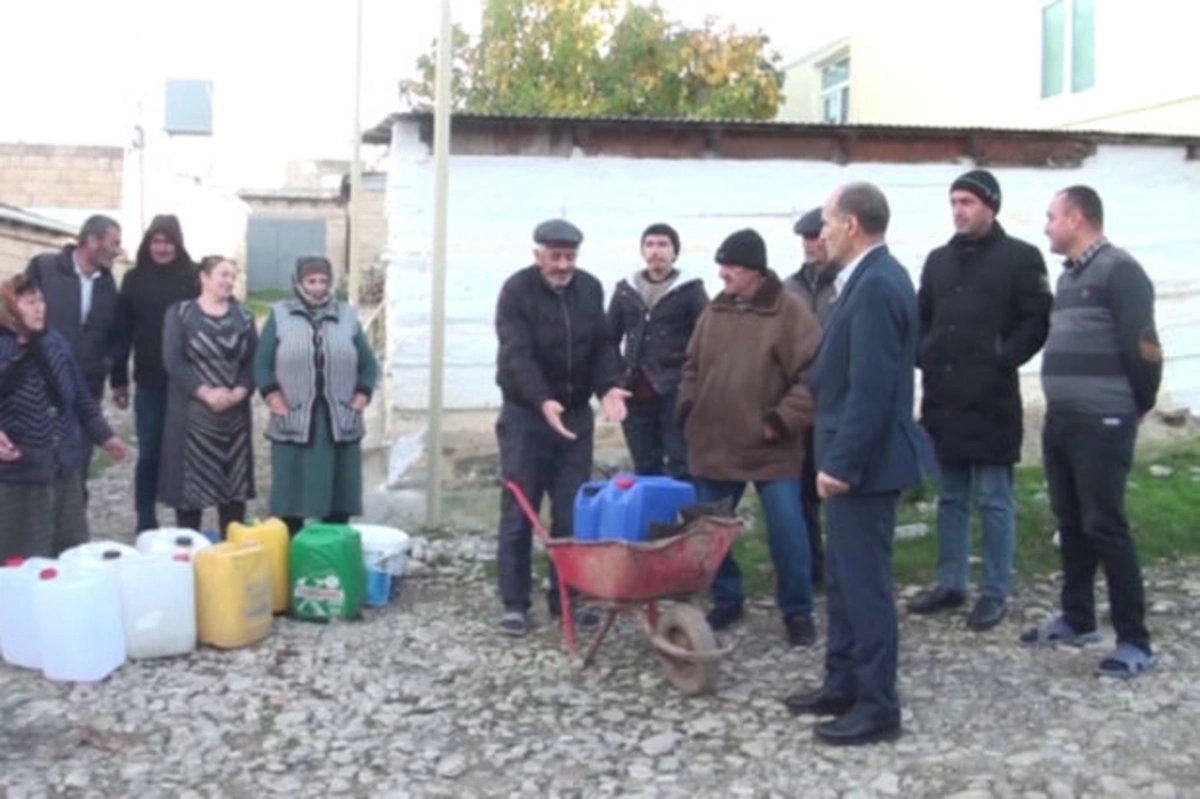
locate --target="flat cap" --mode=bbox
[793,207,823,238]
[533,218,583,247]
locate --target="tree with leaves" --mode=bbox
[400,0,785,119]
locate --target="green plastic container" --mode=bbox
[289,524,366,621]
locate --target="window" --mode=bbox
[164,79,214,135]
[820,57,851,124]
[1041,0,1094,98]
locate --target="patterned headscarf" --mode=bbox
[293,256,335,311]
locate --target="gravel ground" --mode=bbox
[3,402,1199,797]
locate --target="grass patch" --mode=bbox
[733,438,1200,594]
[245,289,290,319]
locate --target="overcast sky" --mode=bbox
[0,0,849,185]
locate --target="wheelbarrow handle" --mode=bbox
[502,478,553,546]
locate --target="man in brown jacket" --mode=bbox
[677,228,822,645]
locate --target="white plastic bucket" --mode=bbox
[352,525,410,602]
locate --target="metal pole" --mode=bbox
[348,0,365,306]
[426,0,453,527]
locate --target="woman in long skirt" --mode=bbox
[159,256,257,536]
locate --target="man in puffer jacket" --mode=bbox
[606,223,707,480]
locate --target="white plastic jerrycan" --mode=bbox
[0,557,57,669]
[136,528,212,558]
[33,564,126,682]
[118,552,197,659]
[60,540,138,568]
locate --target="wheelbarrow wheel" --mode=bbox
[655,604,718,696]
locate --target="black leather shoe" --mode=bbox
[783,687,855,717]
[967,595,1007,632]
[814,710,902,746]
[706,604,744,631]
[785,614,817,647]
[907,586,966,615]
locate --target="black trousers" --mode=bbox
[621,391,688,479]
[1043,412,1150,654]
[824,491,901,721]
[801,427,824,584]
[496,401,593,613]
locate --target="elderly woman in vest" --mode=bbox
[159,256,258,536]
[255,256,378,536]
[0,274,128,560]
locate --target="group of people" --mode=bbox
[0,214,380,562]
[494,170,1163,745]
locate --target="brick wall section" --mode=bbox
[0,144,124,210]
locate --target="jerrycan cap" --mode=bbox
[174,535,194,547]
[4,557,25,567]
[172,552,191,563]
[39,567,58,580]
[614,477,636,490]
[102,549,123,560]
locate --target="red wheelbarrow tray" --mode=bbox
[503,478,744,603]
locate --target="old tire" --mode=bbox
[656,604,718,696]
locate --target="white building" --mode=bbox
[367,113,1200,418]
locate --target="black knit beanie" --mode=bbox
[951,169,1002,213]
[641,223,680,255]
[714,228,767,272]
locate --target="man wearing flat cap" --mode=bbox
[908,169,1052,632]
[677,228,820,646]
[783,206,841,587]
[494,218,630,636]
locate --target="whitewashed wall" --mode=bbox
[385,123,1200,413]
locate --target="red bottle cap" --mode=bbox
[614,477,635,490]
[39,568,58,580]
[4,557,25,568]
[172,553,191,563]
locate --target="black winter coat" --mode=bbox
[111,260,199,390]
[917,224,1052,464]
[495,266,621,411]
[25,247,120,397]
[606,272,707,396]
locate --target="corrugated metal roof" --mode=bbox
[0,203,78,236]
[365,110,1200,147]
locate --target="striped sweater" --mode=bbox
[1040,240,1162,417]
[0,329,114,484]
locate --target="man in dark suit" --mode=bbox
[783,182,932,746]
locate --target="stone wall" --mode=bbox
[0,143,123,210]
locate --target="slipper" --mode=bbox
[1019,615,1103,647]
[1096,643,1155,680]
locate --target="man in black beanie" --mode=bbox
[607,223,707,479]
[908,169,1053,631]
[677,227,821,646]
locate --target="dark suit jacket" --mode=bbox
[809,245,935,494]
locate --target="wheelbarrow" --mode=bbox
[504,479,744,695]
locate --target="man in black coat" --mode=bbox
[606,223,707,480]
[908,170,1052,631]
[494,219,630,637]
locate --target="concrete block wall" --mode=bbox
[0,222,72,281]
[0,143,124,210]
[384,126,1200,416]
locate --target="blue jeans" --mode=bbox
[134,387,169,532]
[935,461,1016,600]
[698,478,813,618]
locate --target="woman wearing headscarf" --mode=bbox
[159,256,257,536]
[254,256,378,536]
[111,214,198,532]
[0,274,128,560]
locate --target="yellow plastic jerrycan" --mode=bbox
[194,541,273,649]
[227,518,290,614]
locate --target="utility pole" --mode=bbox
[426,0,453,527]
[348,0,365,305]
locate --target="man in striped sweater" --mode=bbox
[1023,185,1162,679]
